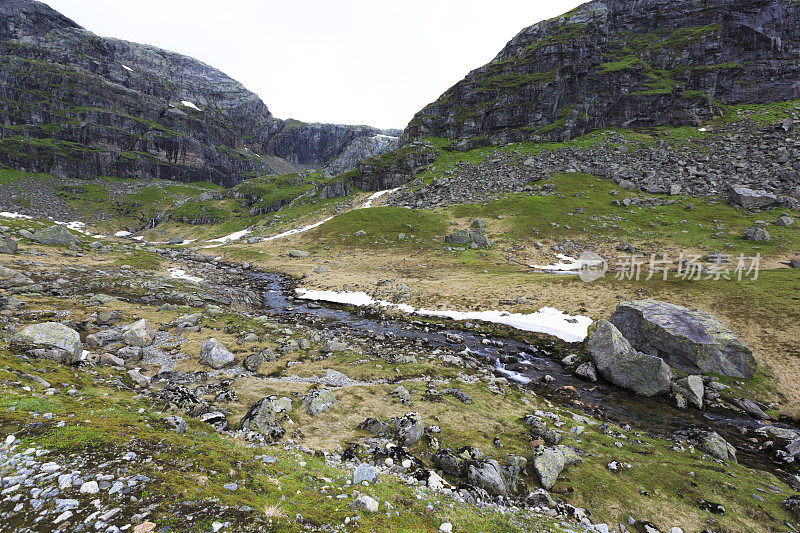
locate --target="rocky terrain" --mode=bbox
[403,0,800,147]
[0,0,799,531]
[0,0,399,186]
[0,219,798,533]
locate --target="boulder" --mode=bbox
[742,226,771,242]
[466,459,507,496]
[610,300,756,378]
[301,389,337,415]
[320,339,348,353]
[288,250,309,258]
[574,362,597,382]
[728,186,780,210]
[532,447,565,490]
[240,396,287,441]
[775,215,795,227]
[11,322,82,364]
[121,319,156,347]
[0,236,18,254]
[198,338,235,369]
[243,348,273,372]
[353,463,377,485]
[0,265,32,288]
[30,225,78,246]
[444,229,491,248]
[393,412,424,445]
[586,319,671,396]
[432,449,464,477]
[673,375,704,409]
[96,310,123,326]
[164,416,186,434]
[674,428,736,462]
[349,494,379,513]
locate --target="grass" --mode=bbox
[302,206,449,250]
[447,172,800,255]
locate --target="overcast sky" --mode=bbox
[42,0,585,130]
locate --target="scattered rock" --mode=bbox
[349,494,379,513]
[301,389,337,416]
[199,338,235,369]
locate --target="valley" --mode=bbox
[1,0,799,532]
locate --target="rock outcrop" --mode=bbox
[610,299,756,378]
[404,0,800,146]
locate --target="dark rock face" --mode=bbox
[0,0,399,186]
[344,142,439,192]
[404,0,800,146]
[268,120,400,168]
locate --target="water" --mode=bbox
[249,271,789,475]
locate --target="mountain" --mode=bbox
[0,0,398,186]
[403,0,800,148]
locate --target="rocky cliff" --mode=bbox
[0,0,398,186]
[404,0,800,147]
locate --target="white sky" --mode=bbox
[42,0,585,130]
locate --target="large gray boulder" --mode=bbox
[532,445,581,490]
[610,300,756,379]
[30,225,78,246]
[466,459,507,496]
[728,186,780,210]
[121,319,156,347]
[301,389,337,416]
[586,319,671,396]
[198,338,235,369]
[0,236,18,254]
[11,322,82,364]
[240,396,288,441]
[742,226,771,242]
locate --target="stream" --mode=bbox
[244,270,792,476]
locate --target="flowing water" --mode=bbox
[248,271,793,475]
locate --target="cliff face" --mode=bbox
[404,0,800,147]
[0,0,397,186]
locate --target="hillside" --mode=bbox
[1,1,800,532]
[403,0,800,147]
[0,0,399,186]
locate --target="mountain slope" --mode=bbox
[0,0,398,186]
[403,0,800,147]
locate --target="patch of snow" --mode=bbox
[53,220,86,232]
[181,100,200,111]
[698,127,708,132]
[114,231,132,238]
[0,212,32,220]
[294,288,592,342]
[132,236,144,241]
[373,134,399,140]
[360,188,400,209]
[530,254,581,272]
[122,64,133,72]
[168,268,203,283]
[205,228,251,244]
[263,218,333,241]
